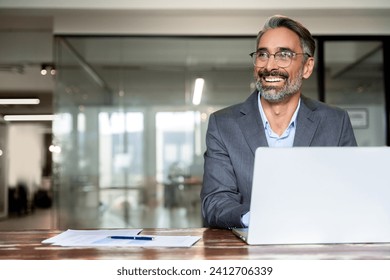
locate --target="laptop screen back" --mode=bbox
[247,147,390,245]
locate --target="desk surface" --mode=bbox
[1,228,390,260]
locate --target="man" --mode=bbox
[201,15,357,229]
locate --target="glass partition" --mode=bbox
[53,36,255,229]
[324,41,385,146]
[0,121,8,219]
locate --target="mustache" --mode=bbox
[258,70,289,79]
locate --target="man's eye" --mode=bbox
[278,51,293,59]
[257,52,269,59]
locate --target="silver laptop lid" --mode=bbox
[247,147,390,245]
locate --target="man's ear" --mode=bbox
[302,57,315,79]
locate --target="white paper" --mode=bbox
[42,229,201,248]
[42,229,142,244]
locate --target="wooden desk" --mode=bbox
[1,228,390,260]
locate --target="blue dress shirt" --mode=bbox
[241,93,301,227]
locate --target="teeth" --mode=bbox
[265,77,283,82]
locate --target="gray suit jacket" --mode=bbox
[201,91,357,228]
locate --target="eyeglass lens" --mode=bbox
[252,52,292,68]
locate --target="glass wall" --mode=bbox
[53,36,387,229]
[324,41,385,146]
[0,121,8,219]
[53,37,255,229]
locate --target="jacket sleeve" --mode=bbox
[339,110,358,146]
[200,113,249,229]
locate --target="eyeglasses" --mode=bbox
[249,50,311,68]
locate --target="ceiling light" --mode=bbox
[192,78,204,106]
[0,98,40,105]
[49,145,61,154]
[41,63,56,76]
[3,115,56,121]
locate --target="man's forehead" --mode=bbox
[258,27,300,50]
[257,46,294,52]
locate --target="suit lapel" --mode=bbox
[293,96,321,146]
[236,93,321,150]
[237,91,268,154]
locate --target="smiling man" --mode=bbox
[201,15,357,229]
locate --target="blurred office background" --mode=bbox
[0,1,389,230]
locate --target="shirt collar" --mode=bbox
[257,93,301,131]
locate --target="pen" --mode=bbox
[109,236,155,241]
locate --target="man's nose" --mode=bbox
[263,55,278,70]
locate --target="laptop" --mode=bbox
[233,147,390,245]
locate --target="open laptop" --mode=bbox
[233,147,390,245]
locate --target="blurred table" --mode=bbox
[1,228,390,259]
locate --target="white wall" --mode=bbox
[0,0,389,35]
[0,0,389,10]
[53,11,390,36]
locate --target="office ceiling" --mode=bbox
[0,15,54,118]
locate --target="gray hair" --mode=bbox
[256,15,315,58]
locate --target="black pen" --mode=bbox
[109,235,154,241]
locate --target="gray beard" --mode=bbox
[256,69,303,103]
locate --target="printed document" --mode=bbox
[42,229,201,248]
